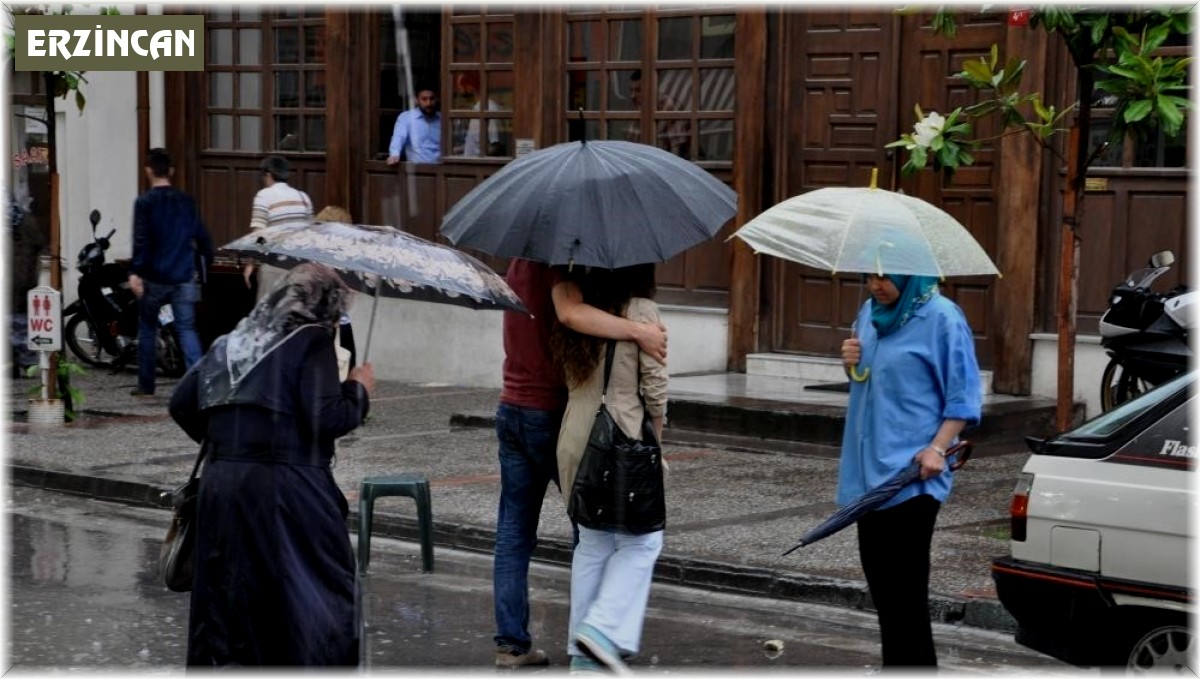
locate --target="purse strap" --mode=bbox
[599,339,647,408]
[187,441,209,480]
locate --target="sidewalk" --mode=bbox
[6,367,1028,633]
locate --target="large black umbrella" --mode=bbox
[222,220,527,361]
[782,441,974,556]
[439,140,738,269]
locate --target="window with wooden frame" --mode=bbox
[376,9,442,161]
[205,7,327,153]
[446,7,515,158]
[564,7,735,166]
[1081,38,1189,171]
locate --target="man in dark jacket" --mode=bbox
[128,147,214,396]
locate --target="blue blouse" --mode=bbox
[836,294,982,509]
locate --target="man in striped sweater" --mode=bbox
[243,155,313,298]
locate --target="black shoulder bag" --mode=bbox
[568,340,666,534]
[159,442,206,592]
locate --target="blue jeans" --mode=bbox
[493,402,563,653]
[138,280,202,394]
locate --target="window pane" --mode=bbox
[305,25,326,64]
[1135,128,1188,168]
[237,5,260,22]
[275,72,300,108]
[567,70,601,111]
[210,7,232,21]
[306,117,326,151]
[1087,120,1123,168]
[275,115,300,150]
[654,118,691,158]
[274,27,300,64]
[238,28,261,66]
[568,21,601,63]
[698,120,733,161]
[657,69,693,112]
[487,119,512,156]
[608,119,638,142]
[699,68,734,111]
[609,19,643,61]
[451,71,482,111]
[210,114,233,149]
[486,5,514,15]
[488,70,515,112]
[453,6,481,16]
[609,69,637,111]
[306,71,327,107]
[238,116,262,152]
[239,73,261,109]
[487,22,514,62]
[700,15,735,59]
[450,117,472,154]
[209,72,233,108]
[210,29,233,65]
[657,17,693,60]
[452,24,482,63]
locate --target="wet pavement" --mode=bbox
[7,485,1075,673]
[8,366,1032,640]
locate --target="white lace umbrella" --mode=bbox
[731,175,999,278]
[222,221,527,360]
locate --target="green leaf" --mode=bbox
[75,89,86,113]
[1123,98,1153,123]
[1090,14,1109,45]
[884,138,909,149]
[1156,93,1185,134]
[1032,96,1050,122]
[989,43,999,71]
[962,59,992,85]
[911,145,927,168]
[1145,23,1171,52]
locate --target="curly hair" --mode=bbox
[550,264,656,388]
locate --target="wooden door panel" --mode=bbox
[773,11,898,356]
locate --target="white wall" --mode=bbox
[345,296,729,387]
[1031,333,1108,420]
[57,71,139,305]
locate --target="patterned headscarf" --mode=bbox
[193,262,350,412]
[870,274,939,338]
[222,262,352,385]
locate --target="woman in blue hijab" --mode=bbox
[840,273,981,668]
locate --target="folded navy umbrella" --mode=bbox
[782,441,973,556]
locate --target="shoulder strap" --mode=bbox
[600,340,616,402]
[189,440,208,480]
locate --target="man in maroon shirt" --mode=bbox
[492,259,666,668]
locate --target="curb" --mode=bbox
[10,464,1017,635]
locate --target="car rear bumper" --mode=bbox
[992,556,1191,666]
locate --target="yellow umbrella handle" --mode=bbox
[847,321,870,382]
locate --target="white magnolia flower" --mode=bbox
[911,111,946,148]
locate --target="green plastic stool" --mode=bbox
[358,473,434,573]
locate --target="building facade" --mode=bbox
[12,6,1190,414]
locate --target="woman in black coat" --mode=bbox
[169,262,376,667]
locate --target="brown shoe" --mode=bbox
[495,648,549,668]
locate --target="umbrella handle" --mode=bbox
[362,284,381,364]
[946,440,973,471]
[848,321,870,382]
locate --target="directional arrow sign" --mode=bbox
[27,286,62,352]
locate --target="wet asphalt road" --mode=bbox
[7,486,1075,674]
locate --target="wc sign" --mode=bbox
[27,287,62,352]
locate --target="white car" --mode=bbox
[993,371,1195,671]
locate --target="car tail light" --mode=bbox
[1009,473,1034,542]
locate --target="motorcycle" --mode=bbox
[62,209,185,377]
[1097,249,1196,411]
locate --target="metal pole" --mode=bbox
[362,279,382,364]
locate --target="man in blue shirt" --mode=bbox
[387,88,441,165]
[128,147,214,396]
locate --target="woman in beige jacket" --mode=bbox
[551,264,668,674]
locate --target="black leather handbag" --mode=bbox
[159,442,206,592]
[569,341,666,534]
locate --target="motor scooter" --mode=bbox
[62,209,185,376]
[1097,250,1195,411]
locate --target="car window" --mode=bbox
[1068,371,1195,439]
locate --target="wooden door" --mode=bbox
[769,11,1003,365]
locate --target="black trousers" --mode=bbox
[857,493,941,668]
